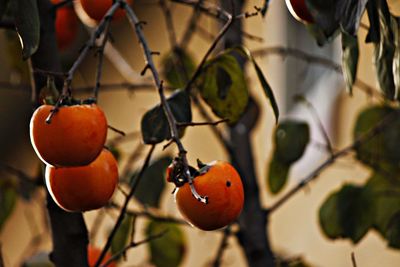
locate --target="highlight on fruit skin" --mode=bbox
[174,160,244,231]
[30,104,108,167]
[45,149,118,212]
[285,0,314,24]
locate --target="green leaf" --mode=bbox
[319,184,373,243]
[162,48,196,89]
[267,156,290,194]
[373,2,396,100]
[111,215,133,258]
[231,46,279,124]
[197,52,248,125]
[353,105,400,171]
[141,90,192,144]
[0,183,17,232]
[132,156,172,208]
[14,0,40,59]
[341,31,359,95]
[274,120,310,164]
[146,220,186,267]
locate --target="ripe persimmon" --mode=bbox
[30,104,107,167]
[51,0,79,50]
[87,245,116,267]
[174,161,244,231]
[45,149,118,212]
[79,0,133,22]
[285,0,314,24]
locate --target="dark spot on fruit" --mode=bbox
[226,181,231,187]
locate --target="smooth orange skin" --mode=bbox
[45,149,118,212]
[286,0,314,24]
[51,0,79,50]
[87,246,116,267]
[176,161,244,231]
[30,104,107,167]
[80,0,133,22]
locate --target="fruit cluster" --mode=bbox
[30,103,118,212]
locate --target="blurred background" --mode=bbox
[1,0,400,266]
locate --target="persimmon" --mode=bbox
[79,0,133,22]
[30,104,107,167]
[51,0,79,50]
[87,245,116,267]
[285,0,314,24]
[173,161,244,231]
[45,149,118,212]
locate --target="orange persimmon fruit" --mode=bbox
[45,149,118,212]
[285,0,314,24]
[174,161,244,231]
[30,104,107,167]
[87,245,116,267]
[79,0,133,22]
[51,0,79,50]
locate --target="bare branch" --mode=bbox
[100,230,168,267]
[212,226,232,267]
[177,118,228,127]
[351,252,357,267]
[94,145,156,267]
[107,125,126,137]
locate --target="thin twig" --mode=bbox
[268,109,399,213]
[294,95,334,155]
[177,118,228,127]
[0,162,37,185]
[46,1,123,123]
[183,5,234,93]
[180,0,205,48]
[94,145,156,267]
[93,20,112,99]
[52,0,73,9]
[0,244,4,267]
[124,2,208,202]
[107,131,140,147]
[108,202,188,225]
[107,125,126,136]
[212,226,232,267]
[100,230,168,267]
[351,252,357,267]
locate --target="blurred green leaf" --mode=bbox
[22,252,55,267]
[353,105,400,171]
[162,48,196,89]
[341,31,359,95]
[274,120,310,164]
[267,156,290,194]
[146,220,186,267]
[132,156,172,208]
[231,46,279,123]
[365,173,400,235]
[141,90,192,144]
[14,0,40,59]
[373,2,396,100]
[0,182,17,232]
[319,184,373,243]
[197,51,248,125]
[111,215,133,258]
[393,17,400,99]
[385,212,400,248]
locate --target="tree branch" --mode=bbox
[94,145,156,267]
